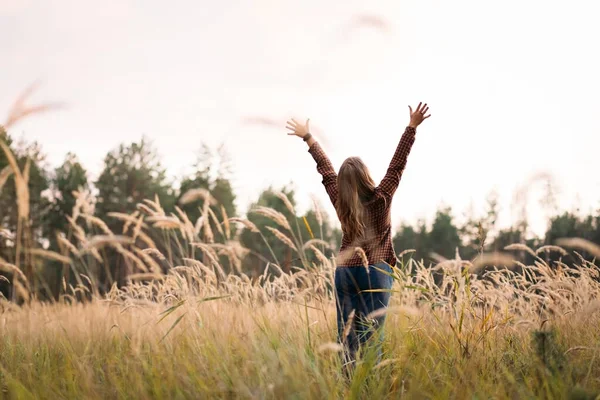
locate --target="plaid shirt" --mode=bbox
[308,126,416,267]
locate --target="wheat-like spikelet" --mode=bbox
[207,207,225,238]
[536,245,568,256]
[250,206,291,231]
[145,195,166,216]
[556,238,600,259]
[0,261,27,282]
[83,215,113,235]
[128,273,165,281]
[114,244,148,272]
[136,203,157,216]
[302,239,331,250]
[470,252,516,273]
[4,82,64,128]
[266,226,296,250]
[342,309,356,341]
[0,165,13,192]
[0,141,29,220]
[309,246,331,268]
[140,248,167,261]
[227,240,250,260]
[67,216,87,243]
[275,191,295,214]
[79,235,133,254]
[191,243,220,265]
[134,248,164,274]
[178,188,214,205]
[107,212,146,231]
[354,247,369,269]
[220,205,230,240]
[174,206,196,242]
[317,342,344,353]
[28,248,71,264]
[504,243,537,257]
[13,280,29,302]
[228,218,259,233]
[201,200,214,243]
[397,249,416,258]
[146,215,181,230]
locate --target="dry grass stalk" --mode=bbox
[556,238,600,259]
[504,243,537,257]
[0,261,27,282]
[207,207,225,238]
[147,216,181,230]
[302,239,331,250]
[354,247,369,269]
[107,212,147,230]
[266,226,296,250]
[128,273,165,281]
[536,245,568,256]
[178,188,215,205]
[4,82,64,129]
[342,309,356,341]
[134,248,164,274]
[28,248,71,264]
[470,252,516,273]
[317,342,344,353]
[228,218,259,233]
[79,235,134,253]
[220,205,230,240]
[275,191,295,214]
[83,215,113,235]
[0,165,13,192]
[0,141,29,220]
[250,206,291,231]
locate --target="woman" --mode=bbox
[286,102,431,367]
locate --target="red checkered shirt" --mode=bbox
[308,126,417,267]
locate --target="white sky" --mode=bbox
[2,0,599,237]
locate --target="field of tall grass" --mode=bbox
[3,99,600,399]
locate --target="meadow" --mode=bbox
[2,196,600,399]
[2,100,600,399]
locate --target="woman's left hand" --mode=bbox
[285,118,310,139]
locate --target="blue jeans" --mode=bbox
[335,263,393,367]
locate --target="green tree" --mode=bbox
[43,153,89,297]
[94,138,176,287]
[429,207,462,260]
[95,138,175,225]
[178,144,237,245]
[393,219,430,266]
[460,191,499,259]
[239,187,297,276]
[0,133,51,299]
[46,153,88,237]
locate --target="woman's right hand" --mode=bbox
[408,102,431,128]
[285,118,310,139]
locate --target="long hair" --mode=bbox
[336,157,376,244]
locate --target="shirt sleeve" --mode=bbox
[308,141,338,207]
[376,126,416,200]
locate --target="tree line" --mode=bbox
[2,130,600,300]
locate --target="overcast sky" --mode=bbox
[2,0,599,236]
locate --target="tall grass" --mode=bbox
[2,92,600,399]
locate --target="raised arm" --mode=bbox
[286,118,338,206]
[377,102,431,200]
